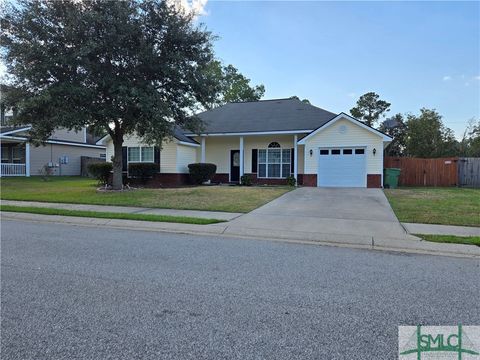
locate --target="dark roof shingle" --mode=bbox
[186,98,336,135]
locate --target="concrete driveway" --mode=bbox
[225,187,408,245]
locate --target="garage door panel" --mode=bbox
[317,148,366,187]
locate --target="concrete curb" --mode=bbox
[2,212,479,259]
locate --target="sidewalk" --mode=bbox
[0,200,242,221]
[402,222,480,237]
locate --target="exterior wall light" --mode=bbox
[309,149,313,156]
[373,148,377,156]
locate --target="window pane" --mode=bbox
[343,149,353,155]
[128,147,140,162]
[258,164,266,177]
[355,149,365,155]
[12,146,24,159]
[282,149,290,163]
[1,147,9,161]
[141,147,154,162]
[268,164,281,178]
[331,149,341,155]
[258,149,266,163]
[233,152,240,166]
[268,149,281,163]
[320,149,329,155]
[282,164,290,178]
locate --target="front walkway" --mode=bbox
[0,200,242,221]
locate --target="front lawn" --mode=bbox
[417,234,480,247]
[384,187,480,227]
[0,177,292,213]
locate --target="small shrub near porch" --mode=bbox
[188,163,217,184]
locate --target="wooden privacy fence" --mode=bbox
[458,157,480,188]
[384,157,459,187]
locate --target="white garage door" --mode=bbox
[317,148,366,187]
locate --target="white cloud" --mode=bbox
[167,0,208,17]
[474,75,480,80]
[347,92,357,98]
[442,75,452,81]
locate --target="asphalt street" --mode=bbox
[1,219,479,359]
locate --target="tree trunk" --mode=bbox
[112,135,124,190]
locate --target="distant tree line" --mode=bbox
[350,92,480,158]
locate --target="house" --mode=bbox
[0,121,106,177]
[97,98,392,187]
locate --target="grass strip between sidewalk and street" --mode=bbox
[416,234,480,247]
[0,205,225,225]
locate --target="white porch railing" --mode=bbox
[1,163,26,176]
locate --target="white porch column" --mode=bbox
[201,136,206,163]
[293,134,298,186]
[25,142,30,177]
[239,136,244,177]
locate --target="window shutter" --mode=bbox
[122,147,127,172]
[290,148,294,174]
[251,149,258,173]
[154,146,160,172]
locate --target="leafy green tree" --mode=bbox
[379,113,407,156]
[205,61,265,107]
[350,92,391,127]
[405,108,458,157]
[289,96,310,104]
[1,0,219,189]
[460,118,480,157]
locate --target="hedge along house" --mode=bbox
[97,98,392,187]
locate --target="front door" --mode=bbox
[230,150,240,182]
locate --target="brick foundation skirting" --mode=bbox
[301,174,317,187]
[119,173,190,187]
[367,174,382,188]
[211,173,230,183]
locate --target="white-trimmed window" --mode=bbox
[127,146,154,163]
[258,142,291,178]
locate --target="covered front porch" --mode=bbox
[196,133,309,185]
[0,139,30,177]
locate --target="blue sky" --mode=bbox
[199,1,480,137]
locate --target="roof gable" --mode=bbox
[298,113,392,144]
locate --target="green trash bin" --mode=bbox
[384,168,401,189]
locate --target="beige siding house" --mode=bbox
[1,126,105,177]
[98,98,391,187]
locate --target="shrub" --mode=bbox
[87,162,112,185]
[188,163,217,184]
[286,175,296,186]
[240,174,253,186]
[128,163,158,183]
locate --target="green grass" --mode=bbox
[416,234,480,247]
[0,176,292,213]
[384,187,480,227]
[0,205,224,225]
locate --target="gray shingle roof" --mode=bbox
[174,126,199,144]
[186,98,337,135]
[0,126,30,135]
